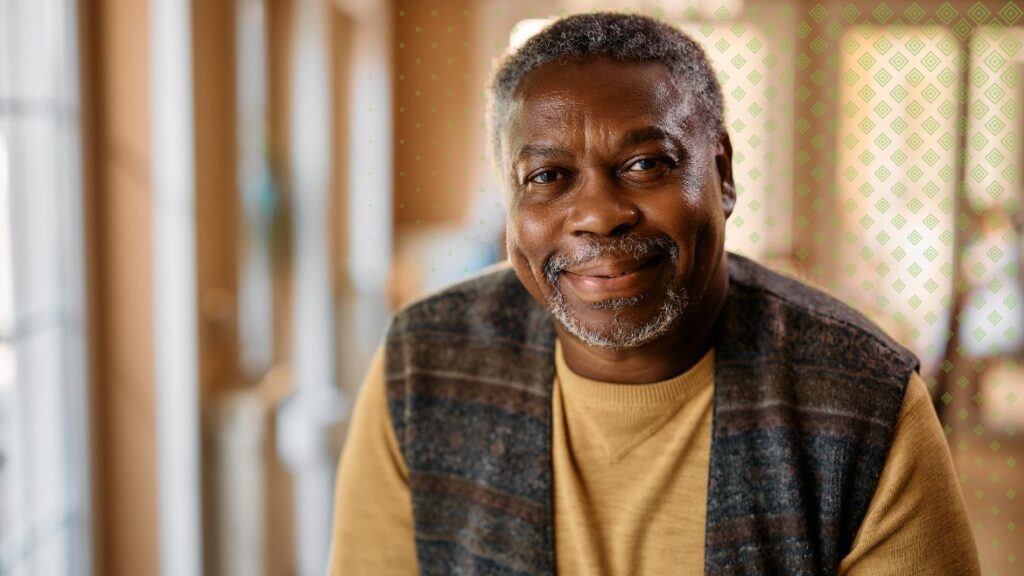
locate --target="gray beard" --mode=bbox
[543,235,688,350]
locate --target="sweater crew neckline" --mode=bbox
[554,338,715,407]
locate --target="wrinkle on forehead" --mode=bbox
[502,58,703,165]
[521,65,693,120]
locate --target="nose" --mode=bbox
[565,173,640,237]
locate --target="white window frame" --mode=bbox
[0,0,92,574]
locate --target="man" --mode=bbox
[329,13,980,575]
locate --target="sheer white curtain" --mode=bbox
[0,0,92,574]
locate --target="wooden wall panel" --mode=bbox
[265,1,298,572]
[393,0,473,231]
[192,2,240,573]
[82,0,159,574]
[331,9,353,295]
[193,0,241,396]
[268,0,295,366]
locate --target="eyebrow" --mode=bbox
[512,126,682,169]
[514,143,572,167]
[615,126,679,151]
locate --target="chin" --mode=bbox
[549,286,688,350]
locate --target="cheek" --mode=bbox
[643,191,723,279]
[504,218,518,254]
[506,209,562,296]
[685,197,727,278]
[508,207,560,262]
[646,193,707,241]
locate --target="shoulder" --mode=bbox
[723,253,920,375]
[837,369,980,574]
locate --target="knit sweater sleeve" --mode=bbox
[837,371,980,575]
[327,346,418,575]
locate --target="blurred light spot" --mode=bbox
[0,345,14,393]
[0,132,7,193]
[509,19,551,51]
[0,133,11,339]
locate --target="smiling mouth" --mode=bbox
[565,253,663,278]
[560,254,665,301]
[582,269,640,279]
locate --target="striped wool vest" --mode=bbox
[385,253,919,575]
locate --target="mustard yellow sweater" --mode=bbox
[328,340,980,575]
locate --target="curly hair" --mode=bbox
[487,12,725,166]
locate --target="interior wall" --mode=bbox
[330,9,353,296]
[264,1,298,572]
[466,0,558,245]
[193,0,241,397]
[268,0,296,367]
[192,2,241,574]
[84,1,245,574]
[794,0,1004,289]
[392,0,473,231]
[82,0,159,574]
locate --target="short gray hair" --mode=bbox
[487,12,725,167]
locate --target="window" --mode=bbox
[678,15,796,260]
[0,0,91,573]
[835,26,962,375]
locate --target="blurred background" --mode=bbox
[1,0,1023,574]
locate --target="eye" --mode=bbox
[527,170,563,184]
[626,157,663,171]
[620,156,676,183]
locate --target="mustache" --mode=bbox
[542,234,678,286]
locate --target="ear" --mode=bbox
[714,130,736,219]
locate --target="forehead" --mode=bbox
[505,57,696,152]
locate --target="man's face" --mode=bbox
[502,56,735,349]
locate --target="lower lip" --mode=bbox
[561,257,664,301]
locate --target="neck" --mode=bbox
[555,254,728,384]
